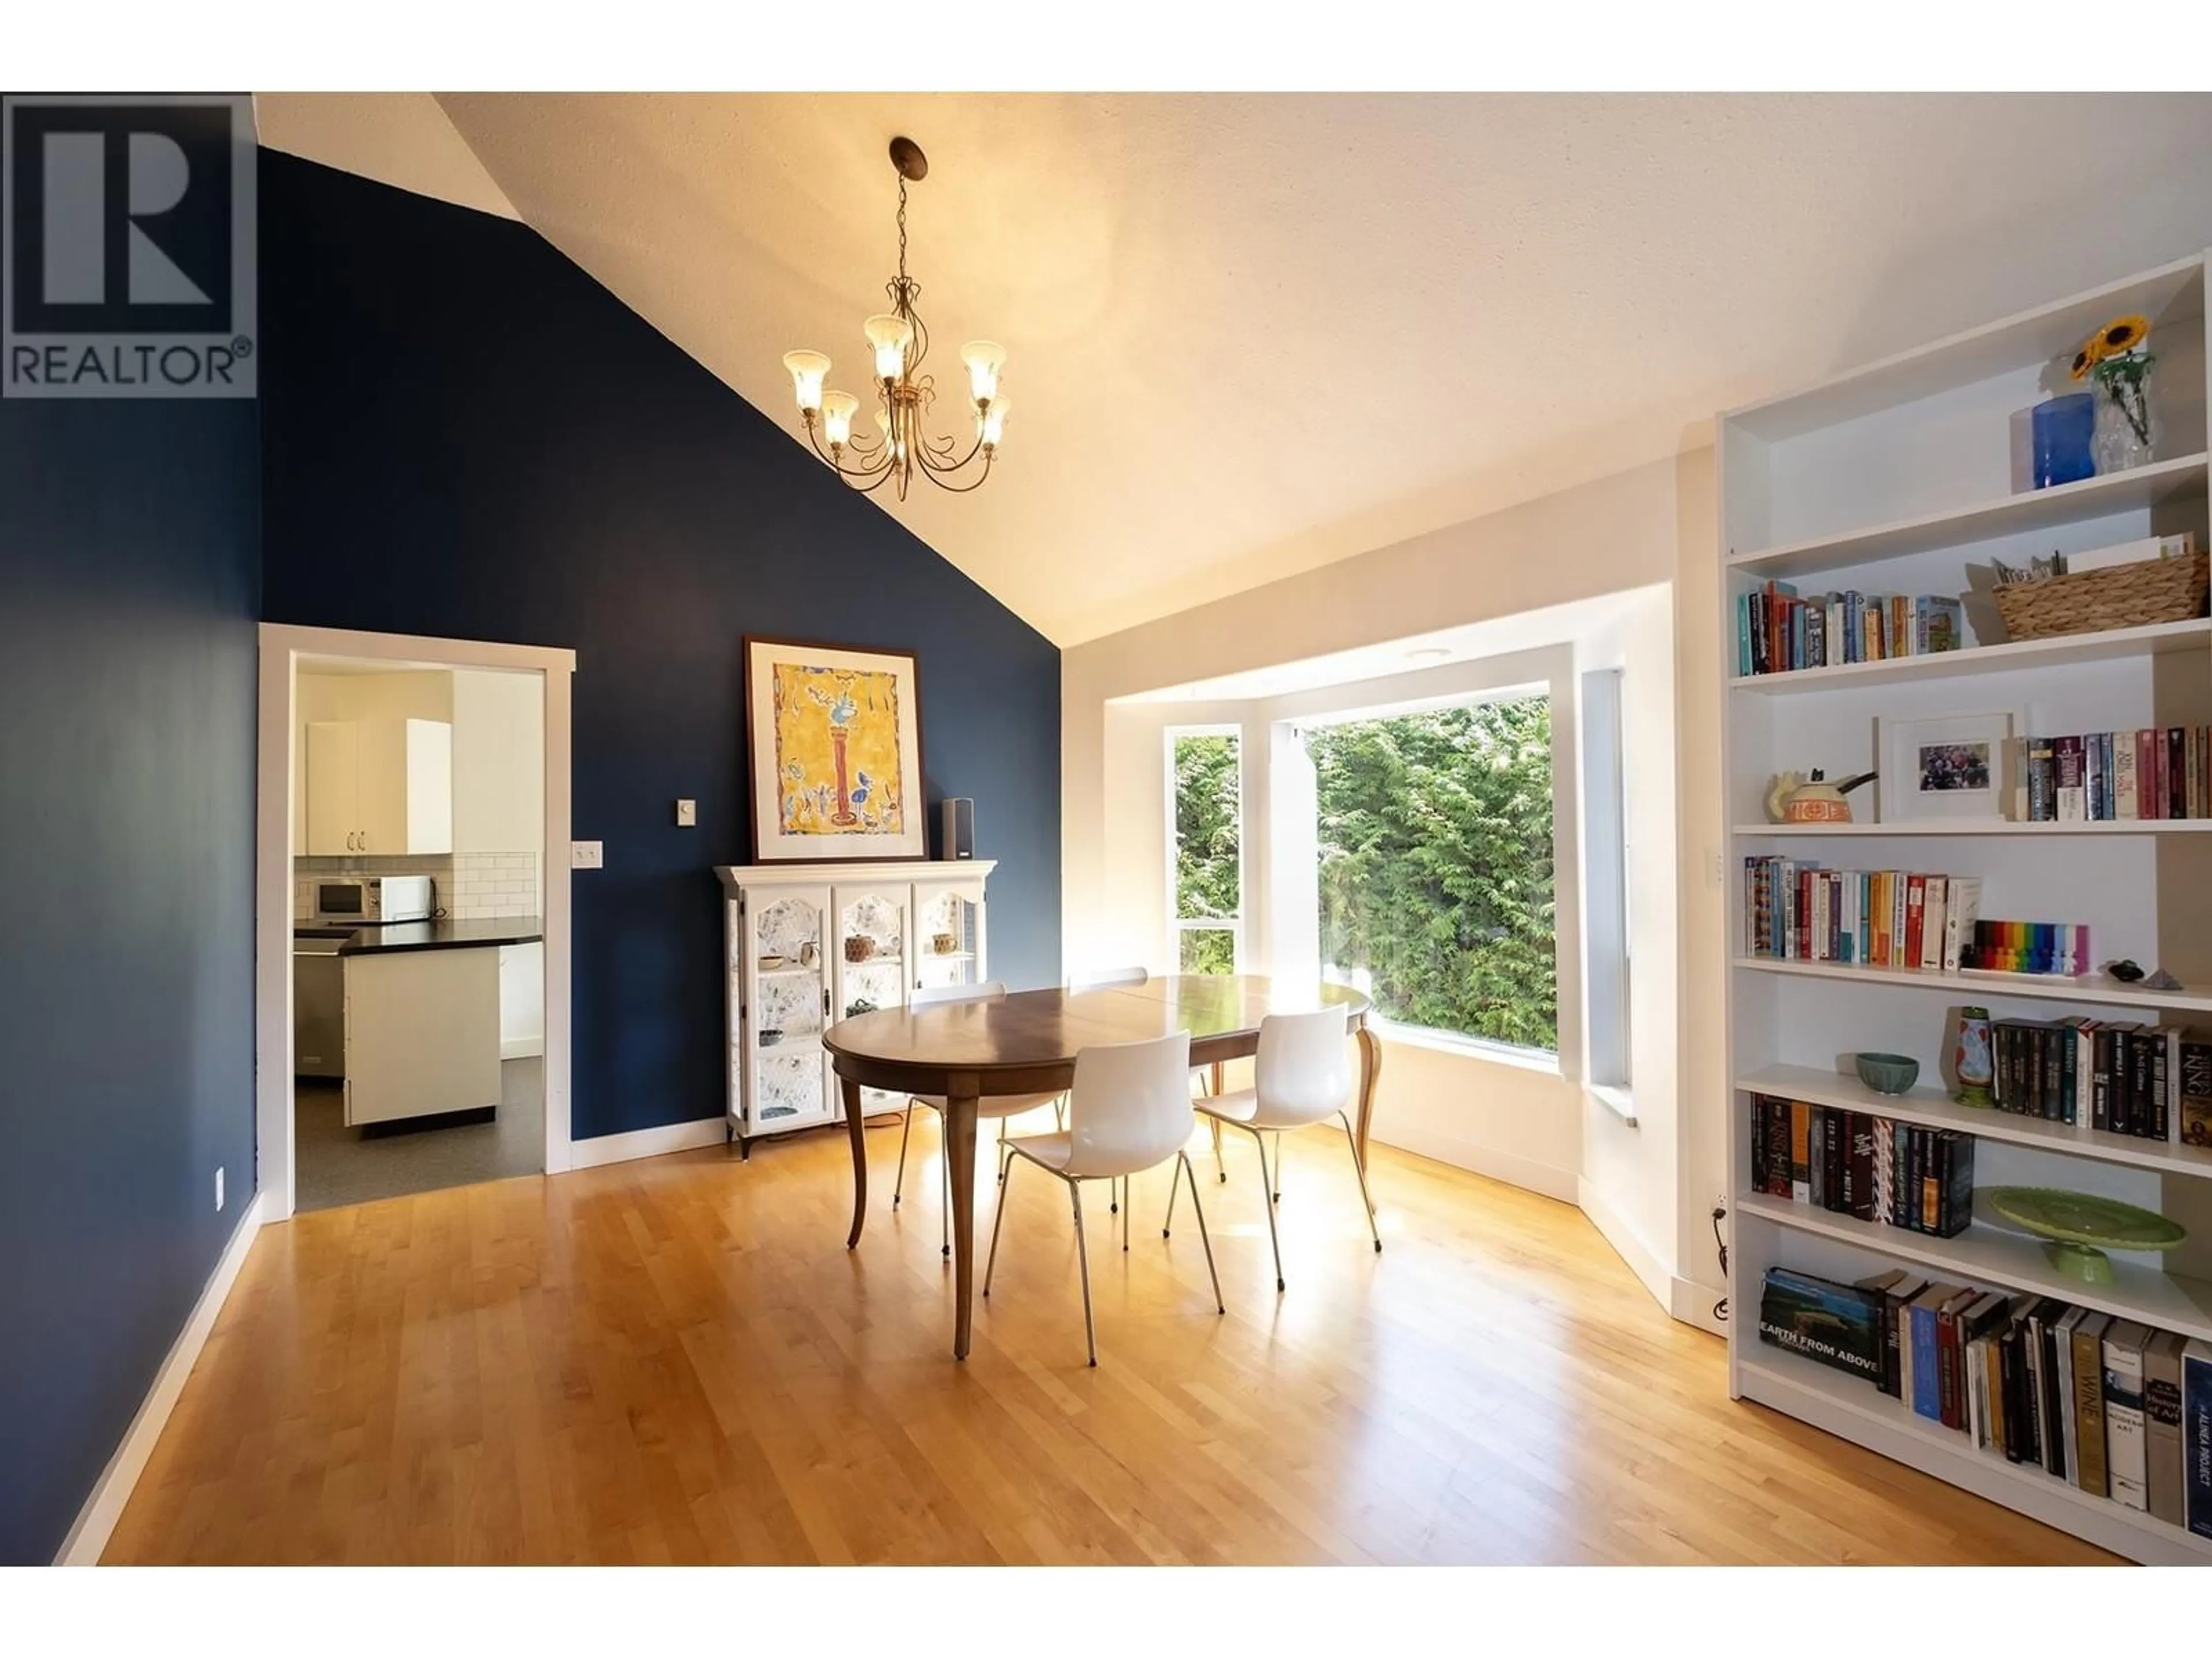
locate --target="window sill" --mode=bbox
[1586,1084,1638,1127]
[1371,1020,1562,1075]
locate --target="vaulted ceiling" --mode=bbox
[256,93,2212,645]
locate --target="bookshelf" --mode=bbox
[1721,252,2212,1563]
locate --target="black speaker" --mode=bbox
[940,797,975,860]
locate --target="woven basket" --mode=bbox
[1994,551,2209,642]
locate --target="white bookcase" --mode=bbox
[1719,253,2212,1563]
[715,860,993,1154]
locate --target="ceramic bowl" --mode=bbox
[1854,1052,1920,1095]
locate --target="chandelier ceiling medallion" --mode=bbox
[782,137,1007,498]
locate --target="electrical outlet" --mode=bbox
[571,840,604,870]
[675,799,696,827]
[215,1166,225,1213]
[1707,848,1725,885]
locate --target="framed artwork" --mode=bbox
[744,636,928,862]
[1877,711,2014,823]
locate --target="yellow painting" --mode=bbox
[771,662,907,838]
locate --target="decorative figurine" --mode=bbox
[2107,958,2146,982]
[1764,768,1878,825]
[1953,1005,1995,1108]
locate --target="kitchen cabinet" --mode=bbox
[343,946,501,1125]
[715,861,994,1152]
[306,717,453,855]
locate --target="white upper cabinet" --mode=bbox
[306,717,453,856]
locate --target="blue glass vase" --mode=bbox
[2031,393,2096,488]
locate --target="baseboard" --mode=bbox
[55,1191,267,1566]
[566,1116,727,1171]
[1575,1176,1673,1313]
[501,1036,544,1059]
[1670,1278,1729,1338]
[1369,1124,1576,1204]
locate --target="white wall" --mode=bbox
[1065,453,1716,1312]
[452,668,546,911]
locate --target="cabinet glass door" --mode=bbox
[914,880,986,993]
[747,886,832,1130]
[834,885,911,1119]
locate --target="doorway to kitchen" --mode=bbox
[255,626,575,1221]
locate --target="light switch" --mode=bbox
[676,799,697,827]
[571,840,604,870]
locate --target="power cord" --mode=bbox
[1710,1203,1729,1323]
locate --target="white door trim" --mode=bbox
[256,623,577,1219]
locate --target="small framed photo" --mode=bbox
[1878,711,2015,823]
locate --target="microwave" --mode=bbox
[314,875,433,925]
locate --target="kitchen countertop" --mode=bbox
[294,916,544,956]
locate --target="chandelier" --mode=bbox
[782,137,1008,498]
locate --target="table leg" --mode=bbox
[1353,1023,1382,1169]
[842,1075,867,1249]
[945,1093,980,1359]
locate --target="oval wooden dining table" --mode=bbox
[823,974,1380,1359]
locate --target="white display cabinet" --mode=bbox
[717,861,995,1153]
[1719,252,2212,1563]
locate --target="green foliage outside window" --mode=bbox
[1309,698,1556,1051]
[1172,734,1240,975]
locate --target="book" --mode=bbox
[2115,729,2139,819]
[1959,1290,2010,1446]
[1919,876,1948,972]
[1858,1268,1921,1401]
[2072,1310,2113,1497]
[2103,1319,2152,1510]
[2146,1329,2188,1528]
[2055,736,2086,821]
[1908,1282,1961,1422]
[1942,877,1981,974]
[2185,1338,2212,1538]
[2056,1305,2087,1482]
[1937,1283,1980,1430]
[2028,1298,2069,1480]
[2181,1032,2212,1150]
[1758,1267,1884,1383]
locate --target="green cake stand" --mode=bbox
[1985,1187,2187,1284]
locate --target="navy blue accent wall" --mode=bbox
[257,153,1062,1143]
[0,376,259,1554]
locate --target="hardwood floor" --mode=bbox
[104,1118,2116,1564]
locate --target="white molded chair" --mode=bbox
[896,981,1065,1257]
[1063,965,1215,1203]
[985,1030,1223,1365]
[1169,1006,1380,1291]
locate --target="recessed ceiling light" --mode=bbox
[1406,647,1452,663]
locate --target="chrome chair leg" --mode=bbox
[1122,1175,1131,1251]
[1070,1177,1098,1366]
[894,1102,915,1208]
[984,1149,1018,1297]
[1161,1158,1180,1237]
[1176,1152,1225,1313]
[1340,1111,1382,1252]
[1111,1175,1119,1216]
[1271,1130,1283,1204]
[1211,1115,1226,1182]
[1249,1126,1286,1291]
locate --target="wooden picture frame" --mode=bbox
[743,635,928,863]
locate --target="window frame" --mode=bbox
[1301,681,1560,1060]
[1164,723,1245,976]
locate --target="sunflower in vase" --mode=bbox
[2069,313,2156,470]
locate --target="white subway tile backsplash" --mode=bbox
[293,849,537,921]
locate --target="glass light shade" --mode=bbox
[960,340,1006,404]
[979,396,1010,448]
[782,349,830,412]
[820,390,859,448]
[863,313,914,381]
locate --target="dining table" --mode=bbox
[822,974,1380,1359]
